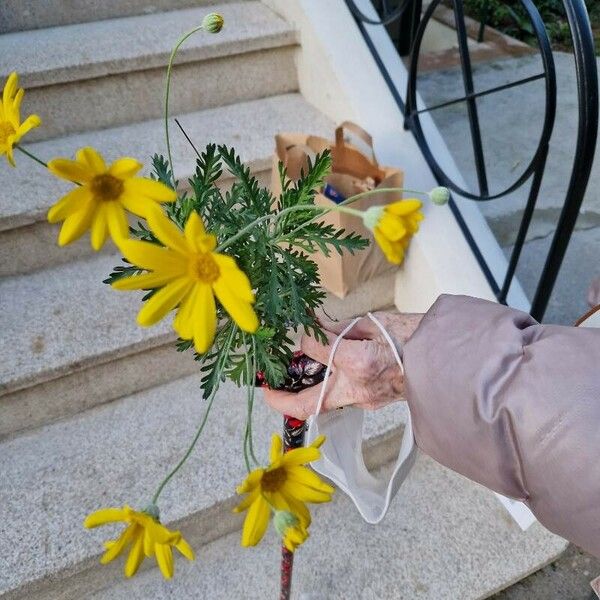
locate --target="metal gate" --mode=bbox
[345,0,598,321]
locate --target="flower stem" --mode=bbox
[151,324,236,504]
[278,186,428,242]
[164,25,204,190]
[242,335,259,471]
[335,205,363,218]
[15,145,48,169]
[215,186,428,252]
[215,205,323,252]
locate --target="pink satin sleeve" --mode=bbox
[403,294,600,556]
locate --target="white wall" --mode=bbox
[264,0,506,312]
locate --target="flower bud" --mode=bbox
[362,205,384,232]
[429,186,450,206]
[273,510,299,537]
[202,13,224,33]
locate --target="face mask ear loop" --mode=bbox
[313,317,362,418]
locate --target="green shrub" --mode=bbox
[463,0,598,51]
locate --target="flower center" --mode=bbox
[0,121,16,145]
[91,174,124,201]
[262,467,287,492]
[192,253,220,283]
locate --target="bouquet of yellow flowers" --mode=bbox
[3,10,447,590]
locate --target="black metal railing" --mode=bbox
[345,0,598,321]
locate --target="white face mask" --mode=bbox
[305,313,416,524]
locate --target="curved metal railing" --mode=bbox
[345,0,598,320]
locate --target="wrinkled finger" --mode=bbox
[262,373,351,419]
[262,385,321,420]
[301,332,376,374]
[317,313,381,340]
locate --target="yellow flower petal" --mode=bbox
[112,271,177,291]
[9,87,24,122]
[181,212,216,253]
[374,229,404,264]
[124,530,145,578]
[90,204,108,251]
[126,178,177,203]
[281,446,321,467]
[58,205,95,246]
[287,465,335,494]
[175,537,195,561]
[119,193,154,218]
[281,480,333,503]
[213,254,255,303]
[192,283,217,353]
[48,157,93,185]
[105,201,129,243]
[269,434,283,463]
[311,434,326,449]
[236,469,264,495]
[385,199,422,216]
[14,114,41,142]
[118,240,186,274]
[173,283,199,340]
[84,507,128,528]
[378,214,407,242]
[184,211,207,252]
[234,488,261,513]
[155,544,174,580]
[212,277,258,333]
[3,72,17,108]
[137,278,192,327]
[47,186,90,223]
[146,208,188,255]
[282,495,311,529]
[241,495,270,547]
[100,525,136,564]
[5,140,15,167]
[109,157,143,179]
[76,147,106,175]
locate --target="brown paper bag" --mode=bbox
[271,122,404,298]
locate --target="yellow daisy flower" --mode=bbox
[47,146,176,250]
[273,510,309,553]
[363,199,424,264]
[0,72,41,167]
[113,208,259,353]
[234,434,334,548]
[84,505,194,579]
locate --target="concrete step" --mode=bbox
[0,93,333,277]
[0,373,409,600]
[0,0,241,34]
[88,456,567,600]
[0,246,397,439]
[0,2,298,141]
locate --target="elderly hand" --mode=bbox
[263,311,423,419]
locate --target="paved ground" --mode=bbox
[419,48,600,597]
[493,545,600,600]
[419,51,600,325]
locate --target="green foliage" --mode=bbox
[461,0,590,50]
[107,145,369,399]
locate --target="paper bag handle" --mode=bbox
[335,121,378,166]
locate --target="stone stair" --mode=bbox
[0,375,406,600]
[0,1,567,598]
[0,0,232,33]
